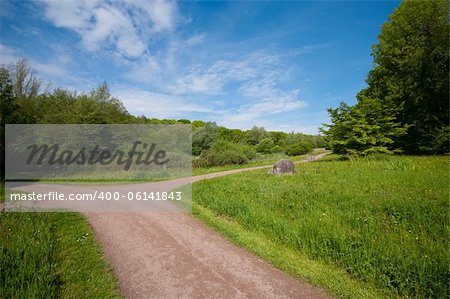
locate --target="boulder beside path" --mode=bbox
[271,159,295,175]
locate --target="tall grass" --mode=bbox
[0,212,122,298]
[192,155,449,298]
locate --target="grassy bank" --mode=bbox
[192,155,449,298]
[0,212,122,298]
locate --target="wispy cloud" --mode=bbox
[0,43,67,77]
[122,48,308,127]
[185,33,205,46]
[168,51,280,95]
[111,85,215,119]
[0,43,93,91]
[41,0,178,58]
[126,0,177,33]
[164,51,307,126]
[218,89,307,129]
[37,1,311,127]
[0,43,19,65]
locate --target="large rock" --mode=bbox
[271,159,295,175]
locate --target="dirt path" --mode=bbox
[8,153,331,298]
[86,153,331,298]
[86,212,329,299]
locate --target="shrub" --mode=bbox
[192,157,209,168]
[192,122,218,155]
[196,140,257,167]
[240,144,257,160]
[285,141,313,156]
[272,145,283,153]
[256,138,275,154]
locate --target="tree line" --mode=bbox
[322,0,449,156]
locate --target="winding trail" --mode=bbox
[8,153,331,298]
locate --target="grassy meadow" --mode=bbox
[0,211,122,298]
[192,155,449,298]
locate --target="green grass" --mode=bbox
[0,212,122,298]
[192,155,449,298]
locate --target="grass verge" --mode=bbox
[193,204,391,298]
[0,211,122,298]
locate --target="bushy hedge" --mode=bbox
[193,140,256,167]
[256,138,275,154]
[272,145,283,153]
[285,141,313,156]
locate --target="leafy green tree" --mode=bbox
[196,140,256,167]
[217,127,247,144]
[0,67,16,178]
[192,122,218,155]
[147,118,162,124]
[323,0,448,155]
[0,67,16,124]
[6,60,44,124]
[312,135,328,148]
[9,59,42,100]
[272,145,283,153]
[322,100,407,155]
[284,132,305,147]
[160,119,177,124]
[256,138,275,154]
[246,126,268,145]
[177,119,191,124]
[90,81,110,102]
[360,0,449,154]
[285,141,313,156]
[192,120,206,129]
[268,131,288,146]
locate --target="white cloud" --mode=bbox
[126,56,161,81]
[0,43,19,65]
[34,1,315,129]
[41,0,177,58]
[0,43,67,77]
[122,49,308,125]
[0,43,94,91]
[32,61,67,77]
[42,0,99,30]
[218,90,307,128]
[112,86,214,119]
[185,33,205,46]
[169,52,280,95]
[125,0,177,32]
[161,51,307,125]
[83,5,145,57]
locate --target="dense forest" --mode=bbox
[0,59,326,174]
[322,0,449,155]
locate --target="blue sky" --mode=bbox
[0,0,400,134]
